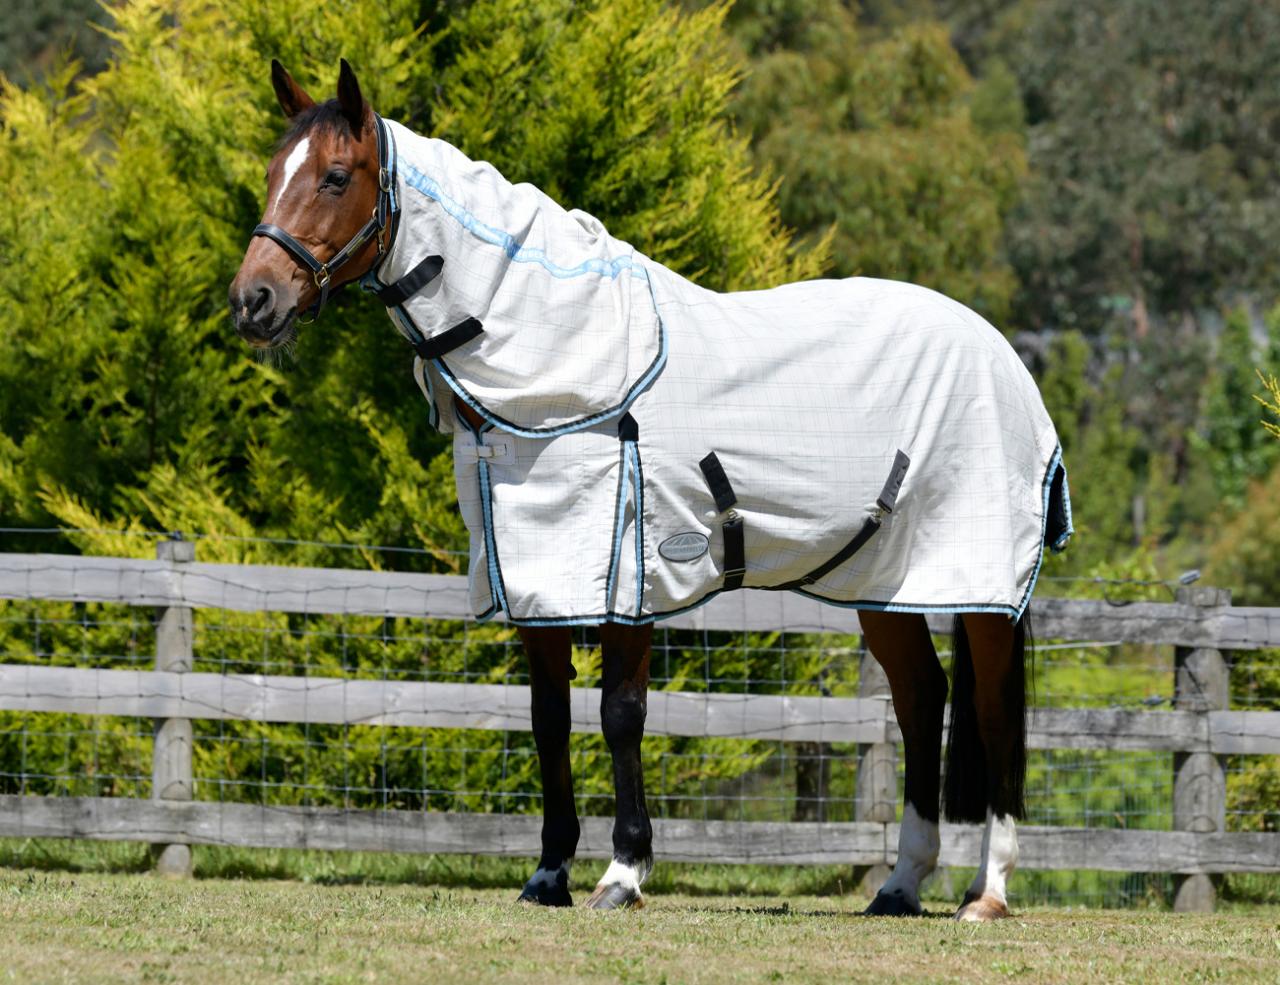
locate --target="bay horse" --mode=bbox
[229,60,1071,920]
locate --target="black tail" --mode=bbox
[943,612,1030,822]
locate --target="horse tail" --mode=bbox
[942,611,1030,823]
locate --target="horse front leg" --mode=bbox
[516,626,580,906]
[858,610,948,917]
[584,621,654,910]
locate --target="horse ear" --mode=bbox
[271,60,315,119]
[337,58,370,134]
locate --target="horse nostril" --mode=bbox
[250,285,275,321]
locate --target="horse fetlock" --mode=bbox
[584,855,651,911]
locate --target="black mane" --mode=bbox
[275,100,355,150]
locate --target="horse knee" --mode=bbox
[601,686,646,750]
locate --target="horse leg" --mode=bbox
[584,621,654,909]
[516,626,580,906]
[947,612,1028,922]
[858,610,948,916]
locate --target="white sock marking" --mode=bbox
[877,803,939,910]
[596,857,649,894]
[964,810,1018,906]
[272,136,311,213]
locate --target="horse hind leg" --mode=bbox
[946,611,1029,922]
[858,611,948,917]
[584,622,654,910]
[516,626,580,907]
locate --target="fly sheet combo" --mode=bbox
[362,117,1072,626]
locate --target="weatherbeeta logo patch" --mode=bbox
[658,532,709,562]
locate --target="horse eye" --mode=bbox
[324,170,350,189]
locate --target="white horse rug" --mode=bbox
[363,119,1073,626]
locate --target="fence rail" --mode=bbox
[3,795,1277,873]
[5,551,1280,647]
[2,664,1278,753]
[2,550,1279,910]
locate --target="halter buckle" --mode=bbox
[315,266,331,289]
[379,167,391,193]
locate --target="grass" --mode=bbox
[2,840,1279,985]
[2,868,1279,985]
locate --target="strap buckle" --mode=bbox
[314,266,331,289]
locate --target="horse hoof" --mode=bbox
[863,889,922,917]
[517,867,573,907]
[954,892,1009,922]
[583,881,644,910]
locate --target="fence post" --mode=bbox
[152,536,195,877]
[853,649,897,894]
[1172,584,1230,913]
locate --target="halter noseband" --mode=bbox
[251,113,395,322]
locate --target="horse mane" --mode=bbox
[275,100,356,150]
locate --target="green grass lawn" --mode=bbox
[2,866,1278,985]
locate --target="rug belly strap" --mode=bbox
[698,452,745,592]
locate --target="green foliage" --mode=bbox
[0,0,112,79]
[727,0,1024,319]
[1192,307,1280,509]
[0,0,836,819]
[1003,0,1280,337]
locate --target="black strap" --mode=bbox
[722,514,745,591]
[785,450,911,590]
[789,517,880,589]
[699,451,745,590]
[409,316,484,360]
[252,223,323,275]
[376,254,444,307]
[698,452,738,513]
[618,412,639,443]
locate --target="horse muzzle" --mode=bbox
[230,280,298,348]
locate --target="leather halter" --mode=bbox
[251,113,395,322]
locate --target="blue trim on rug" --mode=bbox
[429,313,668,440]
[1052,461,1074,553]
[1010,443,1068,621]
[477,459,507,618]
[631,442,645,618]
[400,161,649,284]
[604,443,632,612]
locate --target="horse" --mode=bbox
[229,60,1072,921]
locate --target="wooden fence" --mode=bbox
[1,546,1279,911]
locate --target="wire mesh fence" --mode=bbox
[1,530,1278,909]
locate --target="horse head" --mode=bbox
[229,60,390,348]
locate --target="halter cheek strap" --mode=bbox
[251,113,395,322]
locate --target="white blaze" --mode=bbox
[271,136,311,213]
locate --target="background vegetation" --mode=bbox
[1,0,1278,906]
